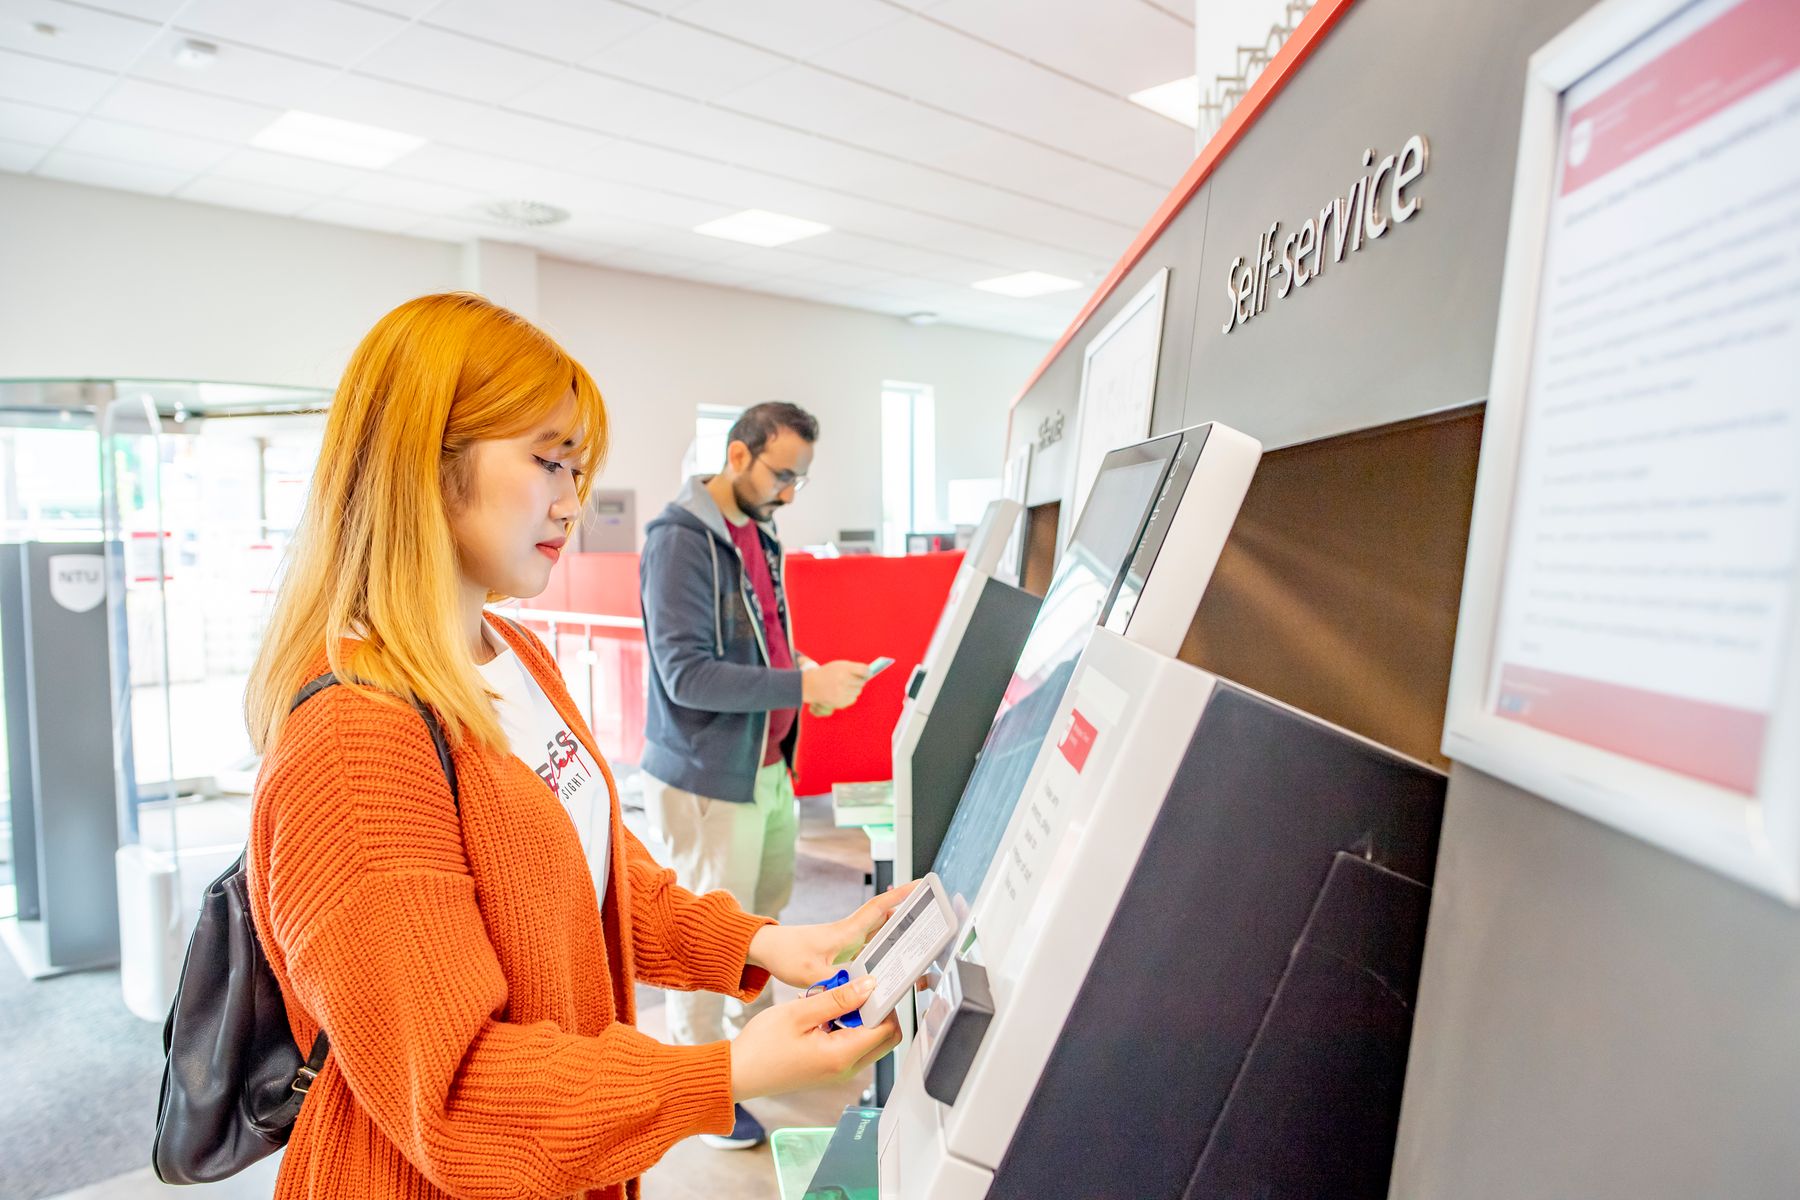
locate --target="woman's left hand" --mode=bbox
[746,881,920,989]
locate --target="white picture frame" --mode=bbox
[1442,0,1800,903]
[1063,267,1170,546]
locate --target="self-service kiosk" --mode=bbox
[891,499,1040,883]
[874,429,1447,1200]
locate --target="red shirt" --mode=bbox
[726,517,797,766]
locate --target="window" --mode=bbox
[881,381,936,554]
[685,404,743,480]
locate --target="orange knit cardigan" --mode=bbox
[247,615,773,1200]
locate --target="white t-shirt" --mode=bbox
[476,628,610,902]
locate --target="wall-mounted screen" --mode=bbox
[1445,0,1800,901]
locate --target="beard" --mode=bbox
[733,476,783,523]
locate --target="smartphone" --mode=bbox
[865,656,896,678]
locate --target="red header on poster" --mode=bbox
[1561,0,1800,195]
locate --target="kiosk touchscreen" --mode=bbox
[932,425,1244,911]
[877,424,1448,1200]
[891,499,1041,883]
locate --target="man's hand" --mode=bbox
[729,977,900,1100]
[746,882,918,988]
[802,660,868,711]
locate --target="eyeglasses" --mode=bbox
[752,453,809,492]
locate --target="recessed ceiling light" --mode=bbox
[172,38,218,70]
[694,209,831,247]
[1128,75,1200,129]
[972,271,1083,298]
[250,111,426,170]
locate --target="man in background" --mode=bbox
[639,401,869,1149]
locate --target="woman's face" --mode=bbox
[448,394,585,600]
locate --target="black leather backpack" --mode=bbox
[151,675,460,1183]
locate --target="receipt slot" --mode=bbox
[878,629,1446,1200]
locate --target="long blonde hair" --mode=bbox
[246,292,607,754]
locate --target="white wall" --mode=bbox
[0,174,461,388]
[0,173,1048,548]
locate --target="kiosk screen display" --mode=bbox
[931,438,1179,906]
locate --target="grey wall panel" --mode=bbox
[1391,765,1800,1198]
[1009,183,1214,506]
[1183,0,1591,448]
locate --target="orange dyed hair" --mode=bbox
[246,292,607,753]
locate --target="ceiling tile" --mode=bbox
[0,0,161,72]
[447,110,606,168]
[815,16,1189,182]
[717,65,913,143]
[409,213,536,242]
[643,102,828,175]
[172,0,409,69]
[355,25,554,105]
[345,0,438,17]
[93,78,280,141]
[60,116,235,172]
[678,0,905,59]
[336,172,487,216]
[508,67,701,140]
[929,0,1194,95]
[177,174,321,215]
[0,48,116,110]
[0,97,80,144]
[586,22,787,102]
[35,147,191,194]
[385,142,532,188]
[128,29,340,109]
[425,0,655,64]
[209,146,371,194]
[627,228,755,265]
[780,257,897,289]
[77,0,183,19]
[306,72,490,143]
[0,136,48,171]
[299,196,424,234]
[537,208,662,247]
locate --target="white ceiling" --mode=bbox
[0,0,1198,339]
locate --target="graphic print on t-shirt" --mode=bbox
[536,728,594,805]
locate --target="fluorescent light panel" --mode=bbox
[1128,75,1200,129]
[972,271,1082,298]
[694,208,831,247]
[250,111,426,169]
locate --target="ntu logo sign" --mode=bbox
[48,554,104,613]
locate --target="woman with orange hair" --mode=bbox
[244,293,903,1200]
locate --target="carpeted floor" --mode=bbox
[1,794,872,1200]
[0,946,168,1199]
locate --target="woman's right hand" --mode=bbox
[728,975,900,1100]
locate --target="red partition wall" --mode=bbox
[785,551,964,797]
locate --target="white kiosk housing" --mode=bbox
[877,425,1448,1200]
[891,499,1040,884]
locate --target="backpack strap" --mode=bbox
[289,672,459,810]
[282,673,462,1087]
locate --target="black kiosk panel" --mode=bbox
[986,684,1445,1200]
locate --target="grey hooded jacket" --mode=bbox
[639,476,803,803]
